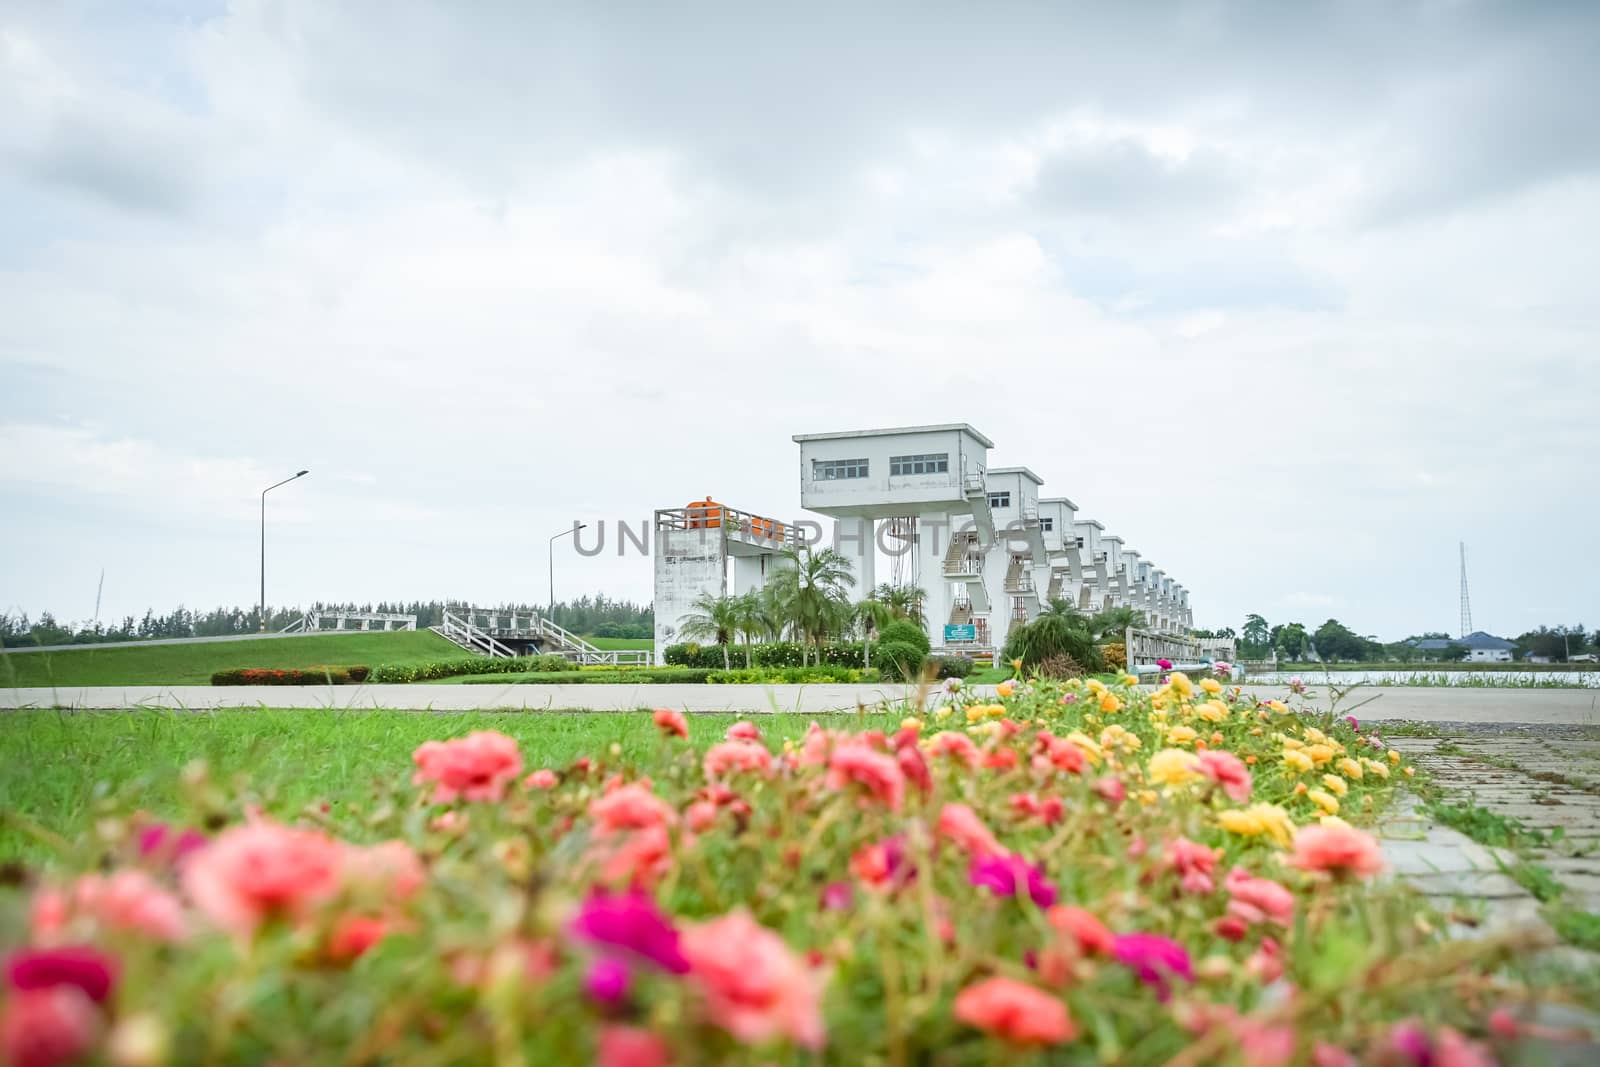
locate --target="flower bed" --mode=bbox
[210,665,370,686]
[0,673,1556,1065]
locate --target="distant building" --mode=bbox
[1411,631,1516,662]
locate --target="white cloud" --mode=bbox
[1,1,1598,637]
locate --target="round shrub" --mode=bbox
[877,620,930,657]
[875,640,926,681]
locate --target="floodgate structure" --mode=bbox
[654,423,1206,667]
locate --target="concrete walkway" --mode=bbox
[2,682,1599,722]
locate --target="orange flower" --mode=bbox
[953,976,1076,1045]
[680,910,827,1049]
[1046,905,1115,956]
[1289,823,1384,880]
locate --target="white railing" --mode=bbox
[1124,627,1207,669]
[281,610,418,634]
[435,609,518,658]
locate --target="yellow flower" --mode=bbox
[1099,692,1122,714]
[1121,674,1140,687]
[1087,678,1108,696]
[987,704,1008,720]
[1338,757,1364,780]
[1403,766,1415,777]
[1066,731,1104,765]
[1307,744,1337,767]
[1167,725,1199,746]
[996,680,1015,698]
[1294,782,1308,795]
[1168,671,1195,698]
[934,707,954,721]
[1137,789,1160,807]
[900,717,923,734]
[1216,803,1295,848]
[1308,789,1340,815]
[1321,774,1348,797]
[1011,657,1023,670]
[1200,677,1223,695]
[1197,700,1229,724]
[1303,727,1331,745]
[1280,736,1306,751]
[1148,748,1202,788]
[1282,749,1314,774]
[1266,699,1288,714]
[1388,749,1402,765]
[965,705,986,724]
[1361,758,1390,780]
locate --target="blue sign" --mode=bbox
[943,624,977,642]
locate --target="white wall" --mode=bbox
[653,527,726,660]
[796,427,989,516]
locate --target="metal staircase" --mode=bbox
[431,607,651,665]
[434,609,519,658]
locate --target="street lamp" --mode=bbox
[549,523,588,620]
[260,470,309,632]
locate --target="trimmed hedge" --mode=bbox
[706,665,877,684]
[928,655,975,679]
[212,665,371,686]
[663,641,878,670]
[370,655,568,684]
[461,669,711,685]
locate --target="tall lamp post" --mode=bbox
[548,523,588,621]
[260,470,309,632]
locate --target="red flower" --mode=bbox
[5,946,119,1004]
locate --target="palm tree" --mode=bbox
[1086,605,1145,643]
[853,597,894,670]
[769,546,857,664]
[872,583,929,624]
[677,592,741,670]
[731,591,765,668]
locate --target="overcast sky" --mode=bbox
[2,0,1596,640]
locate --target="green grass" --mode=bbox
[581,636,653,650]
[0,708,904,861]
[0,631,460,688]
[1546,906,1600,951]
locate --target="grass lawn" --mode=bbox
[581,636,653,650]
[0,707,903,861]
[0,630,460,688]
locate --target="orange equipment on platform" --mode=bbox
[686,498,723,528]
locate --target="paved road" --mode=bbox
[2,682,1598,723]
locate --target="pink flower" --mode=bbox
[1196,749,1253,804]
[5,946,118,1004]
[1112,933,1194,1001]
[597,1024,671,1067]
[652,707,689,738]
[1165,837,1219,894]
[896,742,932,796]
[927,731,980,768]
[180,820,343,936]
[1237,1018,1296,1067]
[1225,867,1295,927]
[1289,824,1385,880]
[1157,659,1173,670]
[702,740,773,780]
[523,769,557,790]
[590,784,677,835]
[1009,792,1065,826]
[937,803,1004,858]
[0,987,99,1067]
[953,976,1076,1045]
[1312,1043,1358,1067]
[325,915,391,963]
[1244,936,1284,983]
[35,870,186,944]
[969,854,1057,908]
[411,731,523,803]
[1384,1021,1497,1067]
[597,825,675,889]
[819,882,853,911]
[725,720,761,742]
[1095,775,1127,806]
[569,889,689,974]
[680,910,827,1050]
[825,743,905,811]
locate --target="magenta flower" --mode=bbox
[968,854,1057,908]
[5,946,119,1004]
[583,957,632,1006]
[569,889,689,975]
[136,823,208,864]
[1157,659,1173,670]
[1112,933,1193,1001]
[820,881,854,911]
